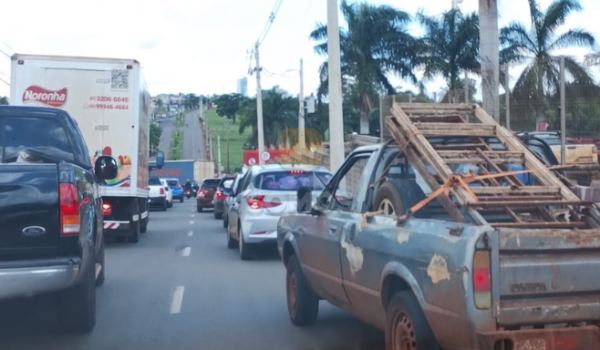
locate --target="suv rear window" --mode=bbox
[1,116,74,163]
[148,178,161,186]
[201,179,220,189]
[219,177,235,189]
[254,171,332,191]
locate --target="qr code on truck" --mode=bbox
[111,69,129,89]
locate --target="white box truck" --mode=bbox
[10,54,152,242]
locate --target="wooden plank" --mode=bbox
[438,150,524,164]
[414,123,496,137]
[387,126,467,223]
[491,222,588,229]
[433,143,488,150]
[389,105,476,206]
[473,105,581,202]
[470,186,561,195]
[473,200,590,208]
[407,115,464,122]
[398,103,475,112]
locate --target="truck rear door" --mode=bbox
[495,228,600,326]
[0,114,72,257]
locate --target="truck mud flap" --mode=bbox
[479,325,600,350]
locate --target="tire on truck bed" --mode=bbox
[373,179,429,218]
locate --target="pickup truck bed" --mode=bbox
[278,103,600,350]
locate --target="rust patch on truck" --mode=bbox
[427,254,450,284]
[341,239,363,274]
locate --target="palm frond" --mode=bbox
[548,29,596,52]
[539,0,583,41]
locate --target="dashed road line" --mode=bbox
[170,286,185,314]
[189,220,194,225]
[188,230,193,237]
[181,247,191,257]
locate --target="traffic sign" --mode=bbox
[261,151,270,161]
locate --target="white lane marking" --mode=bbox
[181,247,191,257]
[191,214,195,218]
[188,230,193,237]
[189,220,194,225]
[170,286,185,314]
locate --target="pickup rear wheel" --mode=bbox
[286,255,319,326]
[385,292,439,350]
[58,257,96,333]
[374,180,428,218]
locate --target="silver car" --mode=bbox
[226,164,332,260]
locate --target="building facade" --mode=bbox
[237,77,248,96]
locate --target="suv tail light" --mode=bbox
[246,195,281,209]
[198,190,205,197]
[102,202,112,216]
[177,184,182,188]
[59,183,81,236]
[473,250,491,309]
[160,188,165,195]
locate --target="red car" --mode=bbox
[196,178,221,212]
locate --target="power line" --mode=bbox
[256,0,283,46]
[1,42,15,53]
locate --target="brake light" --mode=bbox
[102,202,112,216]
[177,184,182,188]
[246,195,281,209]
[59,183,81,236]
[198,190,205,197]
[473,250,491,309]
[216,191,226,200]
[160,188,165,195]
[289,170,304,175]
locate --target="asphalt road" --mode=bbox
[182,110,206,160]
[157,116,175,160]
[0,202,384,350]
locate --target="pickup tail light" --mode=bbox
[102,202,112,216]
[473,250,491,309]
[59,183,81,236]
[246,195,281,209]
[160,188,165,195]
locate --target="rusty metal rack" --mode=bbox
[385,102,595,229]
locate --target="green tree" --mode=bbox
[416,8,480,92]
[149,122,162,156]
[310,0,417,134]
[238,87,309,149]
[500,0,597,126]
[214,94,247,123]
[183,94,199,110]
[156,98,164,113]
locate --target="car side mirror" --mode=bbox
[297,186,312,214]
[95,156,118,181]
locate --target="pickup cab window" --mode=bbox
[1,116,74,163]
[320,152,375,213]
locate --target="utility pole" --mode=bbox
[299,58,306,151]
[217,134,222,176]
[327,0,345,174]
[226,123,231,173]
[254,43,266,165]
[560,56,566,165]
[479,0,500,122]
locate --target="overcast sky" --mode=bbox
[0,0,598,98]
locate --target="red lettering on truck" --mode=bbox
[22,86,67,108]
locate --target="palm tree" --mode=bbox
[416,8,480,94]
[500,0,597,126]
[310,0,417,134]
